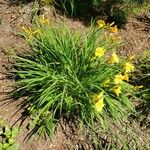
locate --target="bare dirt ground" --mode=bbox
[0,0,150,149]
[120,14,150,56]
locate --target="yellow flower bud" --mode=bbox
[134,85,143,90]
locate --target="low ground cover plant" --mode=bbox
[0,118,19,150]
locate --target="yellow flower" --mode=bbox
[108,52,119,64]
[93,92,104,102]
[114,74,124,84]
[22,26,39,38]
[124,62,135,73]
[103,79,110,87]
[123,73,129,81]
[95,98,104,112]
[22,26,32,35]
[97,20,106,28]
[97,91,104,99]
[39,15,49,25]
[95,47,105,57]
[110,25,118,33]
[113,86,121,96]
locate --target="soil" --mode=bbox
[120,14,150,56]
[0,0,150,150]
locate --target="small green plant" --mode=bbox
[0,118,20,150]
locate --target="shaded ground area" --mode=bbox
[0,0,150,149]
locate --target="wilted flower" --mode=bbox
[110,25,118,33]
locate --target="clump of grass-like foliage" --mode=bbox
[12,18,137,139]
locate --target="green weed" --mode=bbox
[0,118,20,150]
